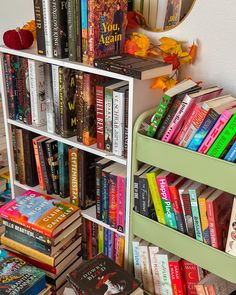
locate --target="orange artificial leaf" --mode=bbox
[151,76,169,90]
[124,39,139,55]
[180,54,192,65]
[22,20,36,39]
[147,49,160,56]
[189,42,198,64]
[159,37,179,53]
[165,77,178,90]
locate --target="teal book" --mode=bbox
[0,248,46,295]
[58,142,70,198]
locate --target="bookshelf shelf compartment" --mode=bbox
[133,211,236,283]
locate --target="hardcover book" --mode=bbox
[45,139,59,195]
[0,248,46,295]
[76,71,84,143]
[0,190,80,238]
[94,54,172,80]
[58,142,70,198]
[33,0,46,55]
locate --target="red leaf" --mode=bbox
[164,54,180,70]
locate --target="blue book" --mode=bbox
[107,230,114,259]
[224,141,236,162]
[187,109,219,151]
[58,142,69,198]
[104,228,109,256]
[0,248,46,295]
[81,0,88,63]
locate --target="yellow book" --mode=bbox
[98,225,104,253]
[198,187,215,245]
[116,236,125,267]
[146,167,166,225]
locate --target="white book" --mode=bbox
[143,0,150,24]
[148,0,158,29]
[149,244,162,295]
[42,0,53,57]
[156,250,173,295]
[44,64,55,133]
[28,59,46,127]
[139,240,155,294]
[51,65,60,134]
[225,197,236,255]
[132,237,143,283]
[156,0,168,30]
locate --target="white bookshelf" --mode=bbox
[0,45,163,269]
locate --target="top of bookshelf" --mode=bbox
[0,45,133,82]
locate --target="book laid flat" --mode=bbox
[0,190,80,238]
[0,248,46,295]
[94,54,172,80]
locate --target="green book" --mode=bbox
[207,113,236,158]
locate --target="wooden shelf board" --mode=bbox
[8,119,127,166]
[0,45,132,82]
[133,211,236,283]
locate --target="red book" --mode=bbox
[169,257,187,295]
[206,190,234,250]
[182,260,204,295]
[86,219,93,259]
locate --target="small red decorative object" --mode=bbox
[3,27,34,50]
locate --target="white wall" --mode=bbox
[0,0,34,41]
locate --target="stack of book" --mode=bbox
[134,164,235,253]
[0,190,82,294]
[132,238,236,295]
[147,79,236,164]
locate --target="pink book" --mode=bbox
[116,171,127,233]
[198,109,233,153]
[161,87,222,143]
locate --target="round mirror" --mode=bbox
[133,0,195,31]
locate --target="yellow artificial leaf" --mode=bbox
[147,49,160,56]
[159,37,179,53]
[165,77,178,90]
[151,76,169,90]
[180,54,192,65]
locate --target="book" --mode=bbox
[67,0,77,61]
[132,237,143,283]
[206,190,234,250]
[33,0,46,55]
[81,0,88,64]
[224,140,236,162]
[69,148,79,206]
[45,139,59,195]
[169,256,187,295]
[116,169,127,233]
[164,0,182,30]
[32,135,46,191]
[67,253,140,294]
[51,64,61,134]
[0,248,46,294]
[76,0,82,62]
[148,79,198,138]
[75,71,84,142]
[94,54,172,80]
[87,0,128,66]
[224,197,236,255]
[148,244,162,295]
[156,250,173,295]
[58,142,70,198]
[22,58,32,125]
[15,128,26,184]
[156,0,168,30]
[0,190,80,238]
[44,63,55,134]
[42,0,53,57]
[182,260,204,295]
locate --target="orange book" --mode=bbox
[32,135,46,191]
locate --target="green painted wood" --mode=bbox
[133,211,236,283]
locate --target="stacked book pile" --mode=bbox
[0,190,82,295]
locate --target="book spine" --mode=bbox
[109,173,117,229]
[147,94,172,137]
[105,87,113,152]
[134,174,140,214]
[116,174,126,233]
[116,235,125,267]
[11,126,19,180]
[113,90,125,156]
[98,225,104,253]
[95,163,102,220]
[169,261,187,295]
[76,72,84,142]
[102,170,110,224]
[67,0,77,61]
[124,90,129,158]
[146,172,166,225]
[224,141,236,162]
[28,60,46,126]
[45,140,59,194]
[42,0,54,57]
[189,189,203,241]
[12,55,22,121]
[81,0,88,64]
[87,0,95,66]
[92,222,98,257]
[156,175,177,229]
[22,58,32,125]
[198,110,232,153]
[44,63,55,133]
[169,185,187,234]
[51,65,61,134]
[81,221,87,260]
[76,0,82,62]
[32,137,46,190]
[96,85,105,150]
[86,220,93,259]
[37,140,54,194]
[58,142,69,198]
[15,128,26,184]
[226,198,236,254]
[132,239,142,283]
[162,94,193,143]
[33,0,46,55]
[198,197,211,245]
[139,243,155,293]
[139,176,150,217]
[182,260,203,295]
[180,192,195,238]
[149,246,162,295]
[107,230,114,259]
[207,114,236,158]
[206,200,218,249]
[157,254,173,295]
[69,148,79,205]
[187,110,219,151]
[104,227,109,256]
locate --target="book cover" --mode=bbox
[226,198,236,255]
[33,0,46,55]
[59,67,77,138]
[87,0,128,66]
[156,171,179,229]
[45,139,59,195]
[51,64,61,134]
[0,190,80,238]
[224,140,236,162]
[67,253,140,294]
[0,248,46,295]
[132,237,142,283]
[42,0,53,57]
[169,256,187,295]
[156,250,173,295]
[164,0,182,30]
[75,71,84,143]
[182,260,204,295]
[32,135,46,191]
[149,244,162,295]
[116,169,127,233]
[58,142,70,198]
[44,63,55,134]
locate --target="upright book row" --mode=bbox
[132,237,236,295]
[147,79,236,163]
[4,53,129,157]
[33,0,128,65]
[134,163,236,255]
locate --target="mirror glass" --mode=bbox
[133,0,195,31]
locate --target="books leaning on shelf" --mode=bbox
[0,190,82,294]
[134,163,236,254]
[132,238,236,295]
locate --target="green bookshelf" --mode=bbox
[130,108,236,284]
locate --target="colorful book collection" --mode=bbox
[33,0,128,65]
[147,79,236,163]
[132,238,236,295]
[134,163,236,254]
[82,220,125,268]
[4,54,129,158]
[0,190,82,294]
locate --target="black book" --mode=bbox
[33,0,46,55]
[45,139,59,194]
[94,54,172,80]
[67,254,141,295]
[51,0,69,58]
